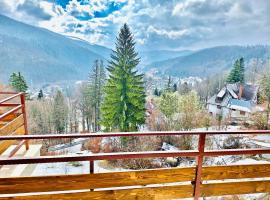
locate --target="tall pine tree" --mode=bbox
[227,57,245,84]
[101,24,146,132]
[9,72,28,92]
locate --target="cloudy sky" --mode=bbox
[0,0,270,50]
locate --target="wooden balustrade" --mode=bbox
[0,92,270,199]
[0,92,28,155]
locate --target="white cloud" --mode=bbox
[147,26,189,40]
[0,0,270,50]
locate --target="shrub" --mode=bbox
[251,112,268,130]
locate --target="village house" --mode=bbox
[207,83,260,120]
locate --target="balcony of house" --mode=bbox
[0,92,270,200]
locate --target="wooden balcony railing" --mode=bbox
[0,92,270,199]
[0,92,29,156]
[0,130,270,199]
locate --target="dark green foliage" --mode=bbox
[52,90,68,133]
[173,83,177,92]
[154,87,161,96]
[37,89,44,100]
[9,72,28,92]
[227,57,245,83]
[101,24,146,132]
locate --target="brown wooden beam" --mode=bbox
[0,130,270,141]
[0,150,199,165]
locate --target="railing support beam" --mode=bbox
[20,94,29,150]
[194,133,206,200]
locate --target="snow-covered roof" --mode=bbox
[207,83,259,111]
[227,87,238,99]
[217,88,226,98]
[228,99,253,112]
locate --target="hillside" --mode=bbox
[139,50,192,66]
[0,14,111,84]
[1,14,270,84]
[145,45,270,77]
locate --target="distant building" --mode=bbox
[207,83,260,120]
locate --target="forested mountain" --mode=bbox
[0,14,110,84]
[145,45,270,77]
[1,14,270,85]
[139,50,193,65]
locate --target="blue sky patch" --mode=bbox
[56,0,71,9]
[94,2,127,18]
[56,0,127,21]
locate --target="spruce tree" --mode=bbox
[9,72,28,92]
[238,57,245,83]
[173,83,177,92]
[101,24,146,132]
[227,57,245,84]
[154,87,159,96]
[38,89,44,100]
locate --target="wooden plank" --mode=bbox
[0,114,24,135]
[202,164,270,180]
[0,122,6,128]
[0,126,25,154]
[0,184,194,200]
[0,113,18,122]
[0,140,16,155]
[0,167,195,194]
[201,180,270,197]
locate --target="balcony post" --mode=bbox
[194,133,206,200]
[20,93,29,150]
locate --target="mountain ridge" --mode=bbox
[1,14,270,85]
[145,45,270,77]
[0,14,110,84]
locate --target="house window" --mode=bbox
[232,109,236,111]
[217,105,222,109]
[240,111,245,115]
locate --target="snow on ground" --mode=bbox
[233,158,270,165]
[253,134,270,142]
[32,143,126,176]
[32,126,269,180]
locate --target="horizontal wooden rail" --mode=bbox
[0,167,196,194]
[0,91,19,94]
[201,180,270,197]
[0,93,22,105]
[1,130,270,141]
[204,148,270,156]
[0,103,20,107]
[1,164,269,195]
[0,185,195,200]
[202,163,270,180]
[0,105,22,120]
[0,150,199,165]
[0,164,269,199]
[0,149,269,166]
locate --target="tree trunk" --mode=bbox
[82,114,86,132]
